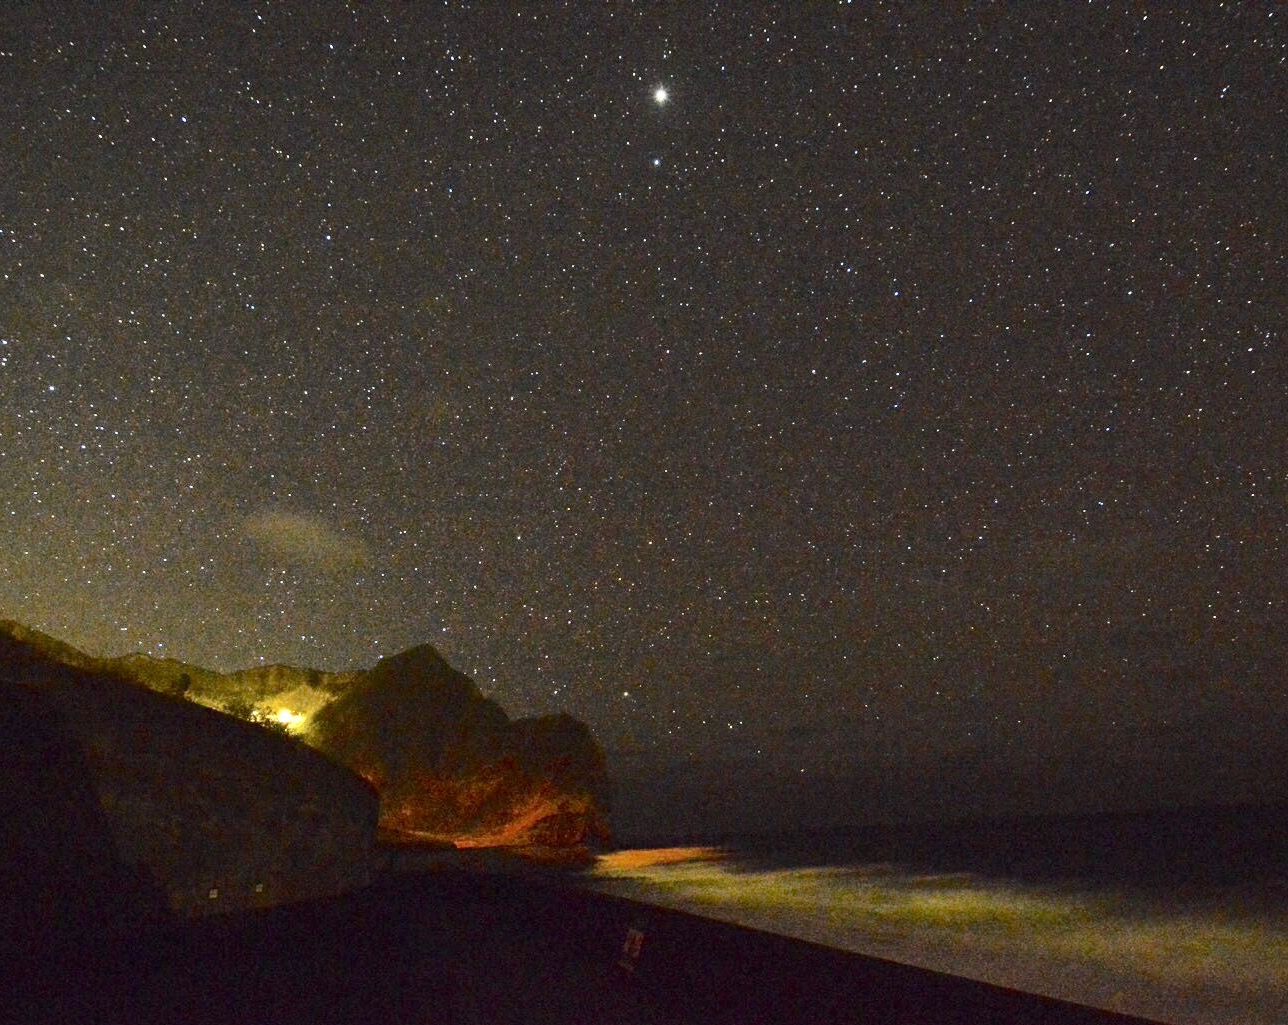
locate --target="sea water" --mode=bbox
[587,805,1288,1025]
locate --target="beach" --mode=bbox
[11,864,1171,1024]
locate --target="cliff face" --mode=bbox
[0,621,610,853]
[307,645,610,848]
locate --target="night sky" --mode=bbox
[3,4,1284,826]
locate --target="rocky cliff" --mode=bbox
[307,644,609,849]
[0,620,610,853]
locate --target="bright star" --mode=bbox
[653,86,669,105]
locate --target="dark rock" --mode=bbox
[0,681,168,950]
[0,620,611,857]
[309,645,610,848]
[0,624,381,928]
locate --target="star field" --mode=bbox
[2,4,1284,804]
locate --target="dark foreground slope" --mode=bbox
[0,670,377,924]
[9,869,1170,1025]
[0,684,167,946]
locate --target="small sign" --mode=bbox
[617,926,645,975]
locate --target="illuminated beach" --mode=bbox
[591,846,1288,1025]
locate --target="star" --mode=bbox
[2,0,1282,844]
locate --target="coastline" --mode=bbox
[584,809,1288,1025]
[12,861,1172,1025]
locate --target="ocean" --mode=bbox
[587,804,1288,1025]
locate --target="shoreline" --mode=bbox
[13,862,1173,1024]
